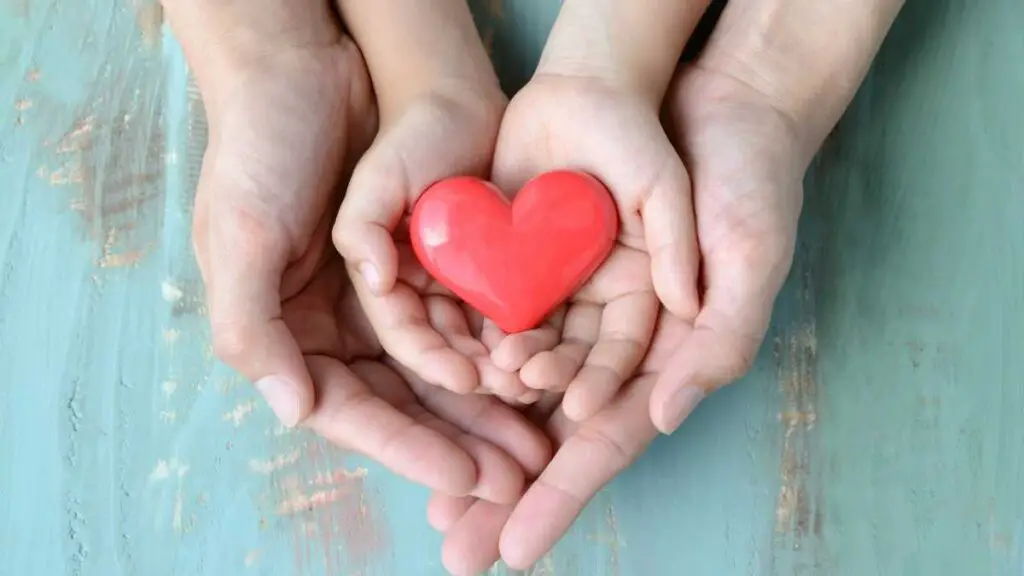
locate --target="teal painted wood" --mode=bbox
[1,0,1022,574]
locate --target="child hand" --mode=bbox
[331,1,534,399]
[484,73,691,421]
[475,0,712,418]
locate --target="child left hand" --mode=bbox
[484,72,697,421]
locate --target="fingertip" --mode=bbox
[254,374,315,428]
[333,221,400,294]
[652,262,700,322]
[424,350,480,394]
[464,438,525,504]
[427,493,474,532]
[649,374,705,435]
[498,526,536,571]
[441,504,505,576]
[559,387,594,424]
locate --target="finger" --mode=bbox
[395,241,455,298]
[520,303,600,391]
[393,359,552,476]
[562,290,658,421]
[490,308,565,372]
[444,429,524,504]
[427,493,475,532]
[499,375,660,570]
[639,155,700,320]
[333,94,502,295]
[443,500,514,576]
[351,267,479,394]
[204,194,312,428]
[479,317,507,351]
[332,140,406,295]
[304,356,477,495]
[351,360,524,503]
[649,242,790,433]
[424,296,528,398]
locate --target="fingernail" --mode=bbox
[359,261,380,293]
[663,385,704,434]
[255,376,301,427]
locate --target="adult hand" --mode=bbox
[287,250,550,503]
[649,65,805,433]
[166,0,377,426]
[425,60,810,575]
[427,311,690,575]
[647,0,904,432]
[169,1,552,501]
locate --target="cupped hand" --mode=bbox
[483,74,688,421]
[427,310,690,575]
[424,62,810,575]
[287,248,551,503]
[174,0,377,426]
[174,1,553,500]
[330,25,526,398]
[649,63,805,433]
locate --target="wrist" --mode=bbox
[337,0,501,119]
[697,0,905,153]
[536,0,711,107]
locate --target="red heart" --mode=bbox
[410,170,619,333]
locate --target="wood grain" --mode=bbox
[1,0,1022,574]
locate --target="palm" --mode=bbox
[642,66,805,429]
[428,311,691,575]
[189,30,550,496]
[194,37,375,295]
[282,245,551,503]
[667,66,803,325]
[486,75,682,421]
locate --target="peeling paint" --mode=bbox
[223,400,258,427]
[47,38,167,272]
[244,550,261,568]
[270,442,388,575]
[126,0,164,46]
[161,281,184,302]
[161,380,177,398]
[250,449,302,474]
[769,265,825,573]
[149,458,189,483]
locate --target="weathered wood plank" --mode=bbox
[1,0,1022,574]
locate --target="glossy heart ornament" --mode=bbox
[410,170,619,333]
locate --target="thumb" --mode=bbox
[203,194,314,428]
[333,93,503,295]
[332,139,405,295]
[649,245,790,434]
[641,156,700,320]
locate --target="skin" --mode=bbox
[165,0,906,571]
[470,0,714,421]
[162,0,552,500]
[331,0,525,398]
[432,0,907,573]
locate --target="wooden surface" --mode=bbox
[1,0,1022,574]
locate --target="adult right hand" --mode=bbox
[165,0,551,500]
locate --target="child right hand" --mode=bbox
[332,1,536,400]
